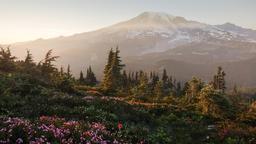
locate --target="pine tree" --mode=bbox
[67,64,72,78]
[39,49,59,79]
[168,76,175,96]
[182,82,190,96]
[111,47,125,88]
[213,66,226,93]
[60,66,64,76]
[85,66,97,86]
[154,80,164,101]
[0,46,16,73]
[24,50,33,64]
[186,77,204,102]
[176,82,182,96]
[79,70,84,84]
[22,50,37,74]
[137,72,149,98]
[121,70,128,88]
[162,69,168,84]
[102,48,114,91]
[161,69,170,95]
[101,47,124,92]
[198,84,231,118]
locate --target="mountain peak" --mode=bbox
[116,11,190,28]
[132,11,177,24]
[137,11,175,20]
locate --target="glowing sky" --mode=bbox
[0,0,255,44]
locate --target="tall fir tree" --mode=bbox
[79,70,84,84]
[154,80,164,101]
[67,64,72,78]
[24,50,33,64]
[60,66,64,76]
[39,49,59,80]
[102,48,114,91]
[162,69,168,84]
[186,77,204,102]
[137,72,149,98]
[0,46,16,73]
[101,47,124,92]
[213,66,226,93]
[85,66,97,86]
[22,50,37,74]
[111,47,125,87]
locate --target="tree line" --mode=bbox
[0,46,255,119]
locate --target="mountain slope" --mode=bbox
[7,11,256,87]
[216,23,256,42]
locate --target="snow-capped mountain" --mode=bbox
[112,12,237,41]
[216,22,256,42]
[7,12,256,87]
[87,12,249,54]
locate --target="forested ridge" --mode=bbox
[0,46,256,143]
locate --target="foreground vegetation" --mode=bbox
[0,46,256,143]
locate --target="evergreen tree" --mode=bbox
[39,49,59,80]
[154,80,164,101]
[162,69,168,85]
[102,48,114,91]
[0,46,16,73]
[137,72,149,98]
[161,69,170,95]
[198,84,231,118]
[60,66,64,76]
[111,47,125,87]
[213,66,226,93]
[182,82,190,96]
[186,77,204,102]
[22,50,37,74]
[79,70,84,84]
[176,82,182,96]
[121,70,129,92]
[67,64,72,78]
[168,76,175,96]
[85,66,97,86]
[24,50,33,64]
[101,47,124,92]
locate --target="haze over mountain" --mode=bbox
[5,12,256,87]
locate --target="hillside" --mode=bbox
[7,11,256,87]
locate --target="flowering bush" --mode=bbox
[0,116,133,144]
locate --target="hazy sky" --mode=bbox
[0,0,255,44]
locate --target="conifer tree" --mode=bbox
[67,64,72,78]
[137,72,149,97]
[39,49,59,79]
[186,77,204,102]
[213,66,226,93]
[85,66,97,86]
[121,70,129,91]
[79,70,84,84]
[102,48,114,91]
[60,66,64,76]
[22,50,37,74]
[176,82,182,96]
[111,47,125,87]
[198,84,231,118]
[24,50,33,64]
[0,46,16,73]
[167,76,175,96]
[162,69,168,84]
[162,69,170,95]
[101,47,124,92]
[154,80,164,100]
